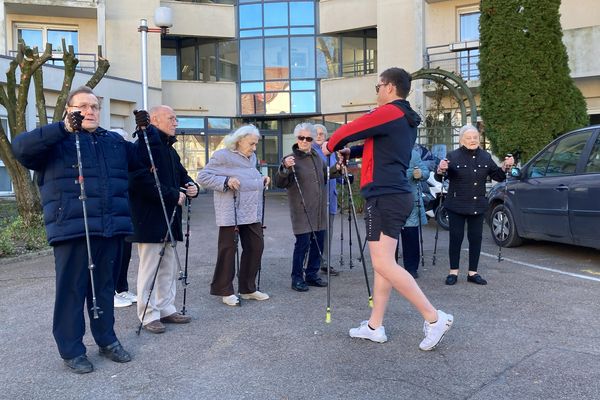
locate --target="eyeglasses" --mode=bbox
[69,103,100,112]
[375,82,390,94]
[297,136,313,142]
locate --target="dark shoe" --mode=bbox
[64,354,93,374]
[467,274,488,285]
[320,266,340,276]
[306,278,328,287]
[407,270,419,279]
[291,281,309,292]
[143,319,166,334]
[99,341,132,363]
[161,312,192,324]
[445,274,458,285]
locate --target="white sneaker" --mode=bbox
[114,294,132,308]
[116,291,137,303]
[222,295,240,306]
[349,320,388,343]
[419,310,453,351]
[240,291,270,301]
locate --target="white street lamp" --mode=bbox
[139,7,173,109]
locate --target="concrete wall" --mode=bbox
[161,80,237,117]
[319,0,376,34]
[163,0,235,38]
[560,0,600,30]
[320,74,377,114]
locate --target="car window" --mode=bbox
[584,134,600,174]
[528,145,555,178]
[528,131,591,177]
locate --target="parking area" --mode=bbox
[1,192,599,400]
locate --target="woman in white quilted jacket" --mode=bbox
[197,125,270,306]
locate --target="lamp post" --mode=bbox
[139,7,173,109]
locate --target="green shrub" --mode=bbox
[0,214,48,257]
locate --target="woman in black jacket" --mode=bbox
[437,124,513,286]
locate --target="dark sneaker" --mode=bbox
[306,278,328,287]
[161,312,192,324]
[64,354,94,374]
[445,274,458,285]
[99,341,132,363]
[291,281,309,292]
[467,274,487,285]
[320,267,340,276]
[143,319,166,334]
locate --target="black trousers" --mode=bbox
[115,240,132,293]
[400,226,420,272]
[211,222,264,296]
[447,210,485,272]
[53,236,122,359]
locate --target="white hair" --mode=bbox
[314,123,328,136]
[293,122,316,138]
[459,124,479,141]
[223,124,260,150]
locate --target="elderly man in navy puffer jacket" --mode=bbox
[12,86,139,374]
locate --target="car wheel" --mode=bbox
[435,204,449,231]
[490,203,523,248]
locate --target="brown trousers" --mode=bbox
[210,222,264,296]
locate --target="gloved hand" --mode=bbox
[412,166,422,180]
[134,109,150,130]
[65,111,84,133]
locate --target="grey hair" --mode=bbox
[314,124,328,136]
[293,122,316,138]
[459,124,479,141]
[223,124,260,150]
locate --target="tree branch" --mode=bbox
[53,40,79,122]
[85,45,110,89]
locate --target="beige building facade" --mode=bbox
[0,0,598,193]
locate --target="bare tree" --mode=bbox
[0,41,110,225]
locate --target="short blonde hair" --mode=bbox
[223,124,260,150]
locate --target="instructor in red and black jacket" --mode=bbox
[322,68,454,351]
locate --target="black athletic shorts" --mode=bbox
[364,193,413,241]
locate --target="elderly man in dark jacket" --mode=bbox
[128,105,199,334]
[275,123,341,292]
[12,86,135,374]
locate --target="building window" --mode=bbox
[0,118,12,193]
[161,37,239,82]
[239,0,317,116]
[317,30,377,79]
[458,9,480,80]
[14,23,82,69]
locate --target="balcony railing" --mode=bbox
[425,42,480,81]
[7,51,97,73]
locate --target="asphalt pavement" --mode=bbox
[1,192,599,400]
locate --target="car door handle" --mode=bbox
[555,185,569,191]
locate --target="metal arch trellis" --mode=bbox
[411,68,478,126]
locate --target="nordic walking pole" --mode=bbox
[414,167,425,268]
[432,167,447,266]
[233,191,242,306]
[498,154,512,262]
[325,156,332,323]
[181,195,192,315]
[339,173,345,268]
[137,206,178,335]
[342,164,373,308]
[72,113,101,319]
[257,185,266,291]
[136,117,184,279]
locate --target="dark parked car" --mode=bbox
[487,125,600,250]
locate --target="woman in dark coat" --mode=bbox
[275,123,341,292]
[436,124,514,286]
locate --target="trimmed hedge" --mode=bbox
[479,0,588,162]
